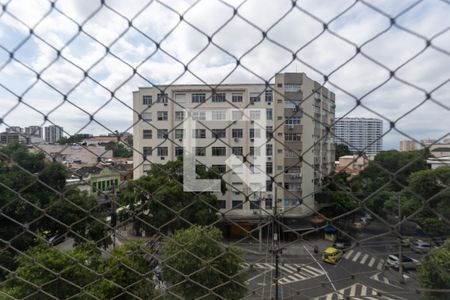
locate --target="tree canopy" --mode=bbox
[120,159,219,235]
[162,226,247,300]
[418,241,450,300]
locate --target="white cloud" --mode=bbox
[0,0,448,150]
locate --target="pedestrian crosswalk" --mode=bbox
[241,262,325,285]
[370,272,409,288]
[312,283,405,300]
[344,249,385,270]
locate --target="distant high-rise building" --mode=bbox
[25,126,43,138]
[335,118,383,154]
[45,125,64,143]
[400,140,416,152]
[6,126,23,134]
[420,138,436,148]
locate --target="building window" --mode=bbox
[250,110,261,120]
[175,147,184,157]
[232,200,243,209]
[266,144,273,156]
[232,147,243,155]
[175,93,186,103]
[266,108,273,120]
[265,198,273,209]
[143,130,152,139]
[175,111,185,121]
[249,92,261,103]
[193,129,206,139]
[266,162,273,174]
[266,126,273,139]
[192,93,206,103]
[285,150,297,158]
[212,110,226,120]
[212,147,226,156]
[265,89,273,102]
[143,95,152,105]
[249,128,261,139]
[232,129,243,138]
[211,164,226,174]
[212,92,226,102]
[217,200,226,209]
[285,84,301,92]
[212,129,226,138]
[175,129,184,139]
[195,147,206,156]
[266,181,273,192]
[232,110,243,120]
[232,93,243,102]
[285,133,301,141]
[250,201,260,209]
[143,147,152,157]
[157,111,168,121]
[284,100,298,109]
[249,147,261,156]
[157,147,168,156]
[142,112,152,121]
[157,93,168,103]
[157,129,168,139]
[285,116,301,125]
[192,111,206,120]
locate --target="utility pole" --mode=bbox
[272,183,280,300]
[398,196,404,283]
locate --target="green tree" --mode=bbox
[58,134,92,145]
[120,159,218,235]
[1,243,99,299]
[162,226,247,299]
[417,241,450,300]
[89,241,156,299]
[335,143,352,160]
[1,242,156,300]
[104,142,133,158]
[0,142,111,258]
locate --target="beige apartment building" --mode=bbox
[400,140,416,152]
[132,73,335,220]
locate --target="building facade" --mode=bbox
[25,126,43,138]
[335,118,383,155]
[44,125,63,143]
[400,140,416,152]
[132,73,335,218]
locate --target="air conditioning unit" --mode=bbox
[234,137,240,142]
[164,103,168,106]
[253,210,258,215]
[178,139,182,142]
[250,138,254,142]
[288,125,294,130]
[293,106,298,112]
[267,157,272,161]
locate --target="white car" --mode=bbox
[386,254,420,270]
[410,240,432,253]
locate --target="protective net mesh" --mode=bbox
[0,0,449,299]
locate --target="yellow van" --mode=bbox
[322,247,344,264]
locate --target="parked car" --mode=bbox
[410,240,432,253]
[333,238,352,250]
[386,254,420,270]
[360,213,372,225]
[401,237,413,247]
[47,233,66,246]
[322,247,344,265]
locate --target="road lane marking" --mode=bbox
[377,260,385,270]
[344,249,354,259]
[368,257,376,267]
[360,254,369,264]
[352,251,362,262]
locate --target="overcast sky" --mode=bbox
[0,0,449,149]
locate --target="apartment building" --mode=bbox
[44,125,64,143]
[25,126,43,138]
[335,118,383,155]
[400,140,416,152]
[133,73,335,219]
